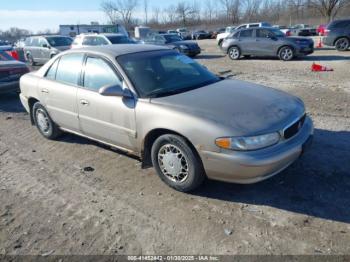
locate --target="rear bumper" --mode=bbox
[19,93,30,113]
[200,116,314,184]
[0,81,19,94]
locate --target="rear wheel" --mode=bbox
[33,102,62,140]
[335,37,349,51]
[151,134,205,192]
[228,46,241,60]
[278,46,294,61]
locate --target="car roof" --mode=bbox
[64,44,170,57]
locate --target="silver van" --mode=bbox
[23,36,72,65]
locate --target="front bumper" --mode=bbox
[200,116,314,184]
[0,81,20,94]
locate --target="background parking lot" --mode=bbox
[0,39,349,255]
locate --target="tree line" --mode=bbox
[101,0,350,29]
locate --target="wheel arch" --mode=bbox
[28,97,39,125]
[227,45,241,54]
[277,45,295,56]
[141,128,201,169]
[333,36,350,46]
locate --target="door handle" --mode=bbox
[80,99,89,105]
[41,88,49,94]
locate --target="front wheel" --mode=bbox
[33,102,62,140]
[335,38,349,51]
[228,46,241,60]
[151,134,205,192]
[278,46,294,61]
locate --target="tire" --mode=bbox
[27,53,35,66]
[228,46,241,60]
[278,46,294,61]
[151,134,205,192]
[33,102,62,140]
[335,37,349,51]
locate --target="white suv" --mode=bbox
[71,33,134,48]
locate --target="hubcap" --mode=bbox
[229,48,239,59]
[158,144,189,183]
[36,109,50,134]
[337,39,348,50]
[281,48,293,60]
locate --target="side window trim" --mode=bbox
[81,54,123,92]
[53,53,85,87]
[44,57,61,80]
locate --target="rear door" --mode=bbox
[238,29,255,54]
[38,53,84,131]
[77,55,137,150]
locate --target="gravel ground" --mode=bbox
[0,39,349,256]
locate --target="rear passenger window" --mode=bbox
[46,59,60,80]
[240,30,253,38]
[55,53,84,86]
[257,29,274,38]
[83,57,122,91]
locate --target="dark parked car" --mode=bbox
[0,50,29,94]
[23,35,73,65]
[323,19,350,51]
[142,34,201,57]
[221,27,314,61]
[191,30,211,40]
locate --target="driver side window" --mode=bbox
[83,57,122,92]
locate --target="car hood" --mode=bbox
[150,79,305,136]
[217,32,230,39]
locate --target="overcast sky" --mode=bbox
[0,0,184,32]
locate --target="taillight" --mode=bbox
[324,29,330,36]
[286,31,291,37]
[6,50,19,60]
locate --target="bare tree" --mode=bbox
[204,0,214,23]
[219,0,241,24]
[176,1,196,26]
[101,0,139,28]
[163,5,177,24]
[152,7,161,24]
[243,0,261,22]
[309,0,350,21]
[144,0,149,25]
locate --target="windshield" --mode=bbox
[117,50,221,98]
[45,37,72,47]
[163,35,182,43]
[0,51,15,61]
[106,35,133,44]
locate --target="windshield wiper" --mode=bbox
[147,88,182,98]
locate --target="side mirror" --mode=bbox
[99,84,133,98]
[42,43,50,48]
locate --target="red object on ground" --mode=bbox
[316,37,323,48]
[311,62,333,72]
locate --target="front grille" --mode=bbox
[283,114,306,139]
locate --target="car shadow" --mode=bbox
[303,55,350,61]
[0,93,25,113]
[195,54,225,60]
[193,128,350,224]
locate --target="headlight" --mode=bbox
[179,45,189,49]
[215,132,280,151]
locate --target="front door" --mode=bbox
[77,56,137,151]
